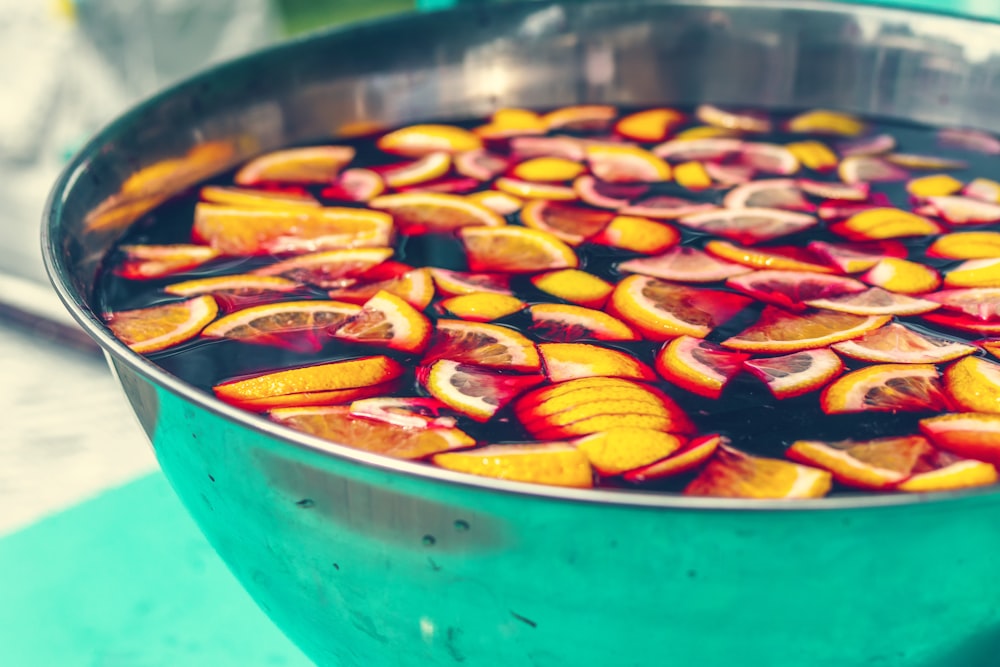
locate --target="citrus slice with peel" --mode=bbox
[419,360,544,422]
[423,319,540,371]
[805,287,940,316]
[832,322,975,364]
[786,436,933,490]
[861,258,941,295]
[684,445,832,499]
[888,153,967,170]
[740,143,800,175]
[539,343,656,383]
[620,194,716,219]
[349,396,458,429]
[494,177,578,201]
[201,300,360,353]
[943,356,1000,414]
[368,192,505,235]
[454,150,508,181]
[590,216,681,254]
[652,137,743,163]
[459,226,578,273]
[797,179,869,201]
[510,136,586,162]
[327,268,435,310]
[516,377,665,420]
[896,451,999,493]
[744,349,843,399]
[924,288,1000,321]
[615,108,685,142]
[964,178,1000,203]
[786,109,865,136]
[831,207,943,241]
[543,105,616,132]
[429,268,512,296]
[704,240,834,273]
[723,307,889,353]
[432,442,594,488]
[678,208,817,245]
[672,161,713,190]
[919,413,1000,465]
[213,356,404,410]
[696,104,771,133]
[923,311,1000,335]
[726,270,865,311]
[611,274,753,341]
[528,303,638,342]
[467,190,523,215]
[928,232,1000,260]
[722,179,813,211]
[531,269,613,308]
[785,141,838,171]
[573,175,649,209]
[806,239,907,273]
[574,428,684,476]
[519,200,613,245]
[838,155,908,184]
[585,143,672,183]
[512,157,586,182]
[944,259,1000,288]
[200,185,320,209]
[622,434,722,482]
[234,146,355,185]
[253,247,394,288]
[322,168,385,202]
[116,244,220,280]
[377,124,482,156]
[331,290,431,354]
[164,274,301,298]
[820,364,951,414]
[839,133,896,157]
[440,292,526,322]
[618,247,752,283]
[906,174,963,198]
[269,405,473,460]
[704,162,755,185]
[105,295,218,355]
[656,336,750,398]
[380,152,451,188]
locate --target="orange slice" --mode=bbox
[786,109,865,136]
[831,322,975,364]
[744,349,843,399]
[574,428,683,476]
[467,190,523,215]
[331,290,431,354]
[618,247,752,283]
[380,152,451,188]
[923,311,1000,335]
[201,300,360,353]
[726,270,865,312]
[527,303,638,342]
[622,434,722,482]
[327,267,435,310]
[105,295,218,355]
[512,157,586,182]
[423,319,540,371]
[672,126,737,141]
[459,226,578,273]
[543,105,617,132]
[919,413,1000,465]
[924,288,1000,320]
[590,216,681,254]
[419,360,544,422]
[615,108,685,143]
[786,436,933,490]
[906,174,963,197]
[531,269,613,308]
[785,141,838,171]
[200,185,320,209]
[377,124,482,157]
[213,356,404,410]
[684,446,832,499]
[322,168,386,202]
[164,274,301,298]
[831,207,942,241]
[116,244,220,280]
[681,208,818,246]
[838,156,908,184]
[440,292,526,322]
[192,204,393,255]
[585,144,672,183]
[349,396,458,429]
[740,143,800,175]
[820,364,951,414]
[695,104,771,133]
[253,247,394,288]
[722,307,889,353]
[672,161,712,190]
[610,274,753,341]
[510,136,586,162]
[798,180,870,201]
[965,178,1000,203]
[861,258,941,295]
[656,336,750,399]
[928,231,1000,260]
[944,259,1000,288]
[429,268,512,296]
[887,153,967,170]
[269,405,473,460]
[368,192,504,235]
[805,287,940,316]
[234,146,355,185]
[722,179,813,211]
[539,342,657,383]
[519,200,614,246]
[943,356,1000,414]
[896,450,999,493]
[653,137,742,163]
[472,108,547,138]
[432,442,594,488]
[494,177,578,201]
[704,240,834,273]
[454,149,509,181]
[806,239,905,273]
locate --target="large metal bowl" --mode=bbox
[42,1,1000,665]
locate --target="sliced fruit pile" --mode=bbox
[99,105,1000,498]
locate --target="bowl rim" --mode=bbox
[42,0,1000,512]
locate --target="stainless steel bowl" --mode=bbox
[42,2,1000,665]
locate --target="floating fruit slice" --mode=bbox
[519,200,613,245]
[327,268,435,310]
[944,259,1000,289]
[574,428,684,477]
[620,194,716,219]
[923,311,1000,335]
[615,108,685,142]
[896,450,999,493]
[744,349,843,399]
[253,247,394,288]
[213,356,404,410]
[494,177,578,201]
[512,156,586,182]
[684,445,832,499]
[105,295,218,355]
[938,127,1000,154]
[943,356,1000,414]
[200,185,320,209]
[192,204,394,255]
[674,126,738,140]
[786,436,933,490]
[696,104,771,133]
[806,287,940,316]
[429,268,512,296]
[886,153,967,170]
[786,109,865,136]
[380,152,451,188]
[919,413,1000,464]
[539,343,656,383]
[368,192,505,235]
[586,144,672,183]
[621,434,721,482]
[928,231,1000,260]
[510,136,586,162]
[740,143,800,175]
[679,208,817,245]
[349,396,458,429]
[861,258,941,295]
[816,198,892,222]
[831,207,943,241]
[234,146,355,185]
[423,319,540,371]
[528,303,638,342]
[672,161,712,190]
[473,108,547,138]
[321,168,385,202]
[618,246,751,283]
[573,175,649,209]
[656,336,749,398]
[726,270,865,311]
[924,288,1000,320]
[704,162,755,185]
[797,179,869,201]
[820,364,950,414]
[331,290,431,354]
[377,124,482,156]
[785,141,838,172]
[964,178,1000,203]
[806,239,907,273]
[611,275,753,340]
[906,174,963,198]
[420,360,544,422]
[704,240,833,273]
[591,215,681,254]
[164,274,301,298]
[454,150,509,181]
[925,195,1000,225]
[838,155,908,184]
[432,442,594,488]
[115,244,220,280]
[723,307,889,353]
[543,105,617,132]
[652,137,743,163]
[839,133,896,157]
[440,292,526,322]
[201,299,360,353]
[831,322,974,364]
[460,226,578,273]
[467,190,523,215]
[531,269,613,308]
[722,179,812,211]
[269,406,473,460]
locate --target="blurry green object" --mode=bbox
[274,0,416,35]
